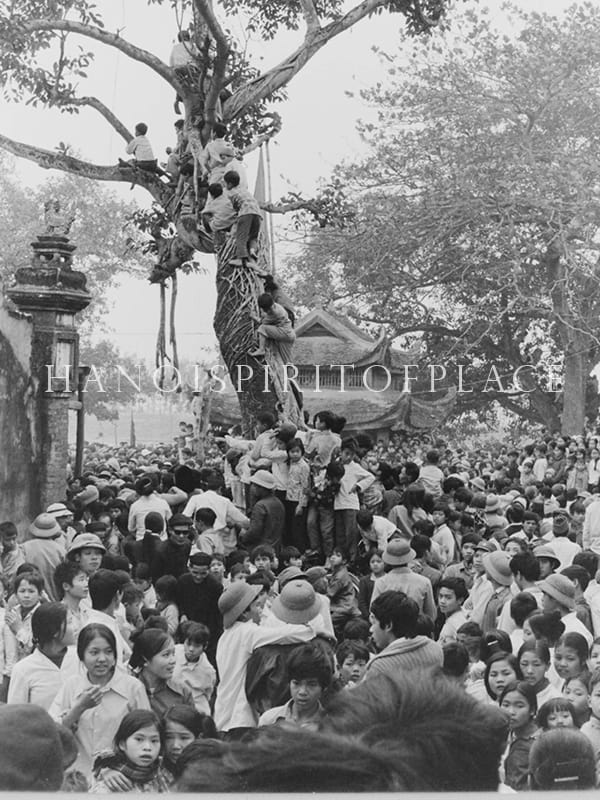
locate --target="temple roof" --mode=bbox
[293,308,416,369]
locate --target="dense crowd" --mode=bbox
[2,413,600,791]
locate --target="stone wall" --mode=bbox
[0,302,39,534]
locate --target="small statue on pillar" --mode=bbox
[43,199,76,238]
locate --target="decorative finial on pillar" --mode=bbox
[43,199,76,237]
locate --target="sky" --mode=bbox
[2,0,575,363]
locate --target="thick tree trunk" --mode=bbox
[213,234,302,436]
[561,343,588,436]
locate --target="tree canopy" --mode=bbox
[0,0,455,431]
[283,2,600,434]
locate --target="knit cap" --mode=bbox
[482,551,512,586]
[0,704,77,790]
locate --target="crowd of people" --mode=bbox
[2,415,600,791]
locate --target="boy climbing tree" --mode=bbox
[0,0,449,431]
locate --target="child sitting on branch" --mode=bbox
[250,293,296,362]
[120,123,166,176]
[225,170,263,268]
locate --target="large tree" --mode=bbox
[283,2,600,434]
[0,0,452,432]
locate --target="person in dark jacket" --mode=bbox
[240,471,285,554]
[151,513,192,581]
[176,553,222,663]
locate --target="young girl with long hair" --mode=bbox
[91,709,169,793]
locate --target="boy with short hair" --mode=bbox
[123,122,161,173]
[224,169,262,267]
[436,577,469,645]
[121,583,145,638]
[174,621,216,715]
[132,563,157,609]
[191,508,224,557]
[258,642,332,729]
[335,640,370,687]
[327,546,360,639]
[251,545,277,582]
[432,503,457,567]
[54,560,89,639]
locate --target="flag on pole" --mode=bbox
[254,146,273,274]
[129,407,136,447]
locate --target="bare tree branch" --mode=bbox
[299,0,321,34]
[0,131,170,204]
[64,96,132,142]
[20,18,184,93]
[223,0,390,120]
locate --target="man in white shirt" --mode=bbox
[356,510,397,552]
[463,540,494,626]
[184,473,249,554]
[543,514,581,568]
[86,570,131,663]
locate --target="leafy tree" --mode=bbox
[283,2,600,434]
[0,153,150,333]
[0,0,453,431]
[78,339,153,421]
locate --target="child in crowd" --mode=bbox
[436,577,468,645]
[554,632,589,687]
[122,584,145,639]
[258,643,332,730]
[251,545,277,584]
[3,571,43,680]
[224,170,262,267]
[518,640,561,709]
[209,555,227,587]
[499,681,539,791]
[161,705,218,785]
[335,640,370,687]
[536,696,577,730]
[173,622,216,716]
[484,652,522,704]
[580,668,600,769]
[91,709,169,792]
[588,638,600,674]
[249,293,296,362]
[432,504,458,567]
[191,509,223,557]
[279,546,303,571]
[327,547,360,639]
[285,439,310,551]
[563,673,591,726]
[334,439,375,564]
[54,560,89,639]
[154,575,179,637]
[358,549,385,620]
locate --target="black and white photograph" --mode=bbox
[0,0,599,792]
